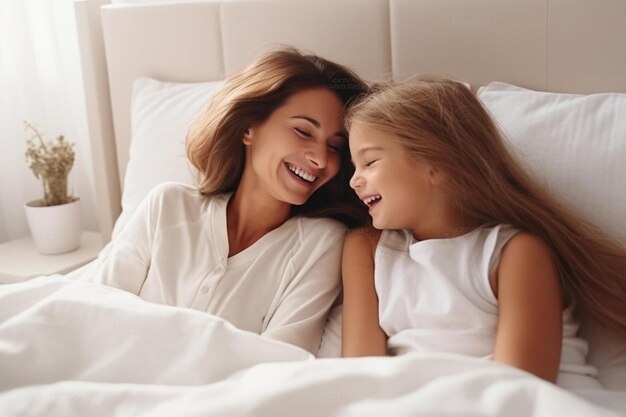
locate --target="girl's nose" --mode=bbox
[349,170,361,190]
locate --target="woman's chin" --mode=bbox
[289,197,308,206]
[280,190,309,206]
[283,180,325,206]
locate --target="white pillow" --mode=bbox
[477,82,626,246]
[477,82,626,391]
[112,78,221,238]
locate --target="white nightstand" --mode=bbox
[0,231,104,284]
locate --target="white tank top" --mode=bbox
[375,224,598,385]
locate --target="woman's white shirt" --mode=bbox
[71,182,345,354]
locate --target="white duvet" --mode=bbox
[1,277,624,417]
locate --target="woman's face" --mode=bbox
[243,88,346,206]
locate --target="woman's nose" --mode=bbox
[305,144,328,169]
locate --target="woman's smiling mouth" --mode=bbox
[287,163,317,183]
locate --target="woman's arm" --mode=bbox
[341,228,387,357]
[64,184,166,295]
[493,232,563,383]
[261,221,344,355]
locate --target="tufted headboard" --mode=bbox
[74,0,626,242]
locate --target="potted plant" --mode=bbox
[23,121,81,254]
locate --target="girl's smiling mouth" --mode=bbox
[362,194,382,210]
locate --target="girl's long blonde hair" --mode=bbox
[186,47,370,227]
[346,77,626,334]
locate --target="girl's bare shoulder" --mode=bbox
[344,227,382,256]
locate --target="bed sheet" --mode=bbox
[1,277,624,417]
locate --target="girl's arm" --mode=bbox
[493,232,563,383]
[341,228,387,357]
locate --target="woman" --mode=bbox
[76,48,369,354]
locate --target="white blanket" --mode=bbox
[1,277,624,417]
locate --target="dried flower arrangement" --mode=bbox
[24,121,77,207]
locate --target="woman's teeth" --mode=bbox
[363,195,382,206]
[288,164,316,182]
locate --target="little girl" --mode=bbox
[341,77,626,386]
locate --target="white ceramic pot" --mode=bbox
[24,198,81,255]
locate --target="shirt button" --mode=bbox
[216,265,225,274]
[201,284,211,294]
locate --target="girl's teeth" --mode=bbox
[363,196,381,206]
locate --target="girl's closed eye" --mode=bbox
[365,159,378,167]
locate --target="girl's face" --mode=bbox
[349,122,447,237]
[243,88,346,206]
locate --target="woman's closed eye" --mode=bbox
[293,127,311,138]
[294,127,342,153]
[327,141,343,153]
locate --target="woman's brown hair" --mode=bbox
[186,47,369,227]
[346,77,626,334]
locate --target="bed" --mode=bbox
[1,0,625,415]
